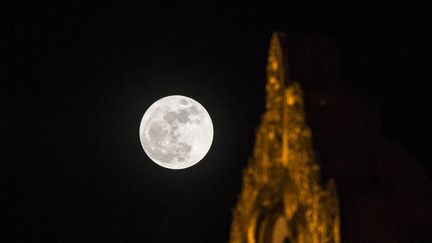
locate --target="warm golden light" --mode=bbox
[229,32,340,243]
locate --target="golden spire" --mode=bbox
[266,32,285,113]
[230,32,340,243]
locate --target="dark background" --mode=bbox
[2,1,430,242]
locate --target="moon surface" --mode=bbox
[139,95,214,169]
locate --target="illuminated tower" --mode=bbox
[229,32,340,243]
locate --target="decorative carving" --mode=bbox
[230,32,340,243]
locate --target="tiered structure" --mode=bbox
[229,32,340,243]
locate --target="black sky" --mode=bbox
[2,1,430,242]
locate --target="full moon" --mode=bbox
[139,95,214,169]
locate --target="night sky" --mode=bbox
[2,1,430,242]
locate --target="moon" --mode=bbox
[139,95,214,169]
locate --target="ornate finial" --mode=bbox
[265,32,285,114]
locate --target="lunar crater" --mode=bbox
[139,95,213,169]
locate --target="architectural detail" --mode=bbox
[229,32,340,243]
